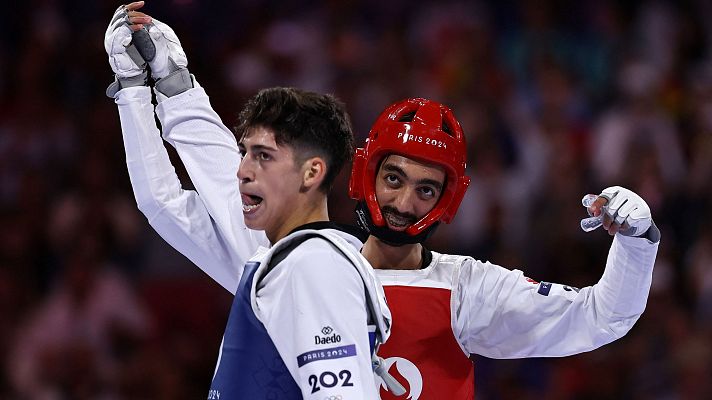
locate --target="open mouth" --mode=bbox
[241,193,263,213]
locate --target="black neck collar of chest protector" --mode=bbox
[288,221,369,243]
[354,201,440,247]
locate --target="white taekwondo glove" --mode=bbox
[142,17,193,97]
[104,5,148,98]
[599,186,659,241]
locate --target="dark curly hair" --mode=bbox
[235,87,354,193]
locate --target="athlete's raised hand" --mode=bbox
[585,186,658,242]
[126,4,191,96]
[104,2,153,97]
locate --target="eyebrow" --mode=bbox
[382,163,444,191]
[238,143,279,153]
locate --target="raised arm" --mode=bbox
[156,83,250,248]
[453,186,659,358]
[105,2,263,293]
[126,4,270,258]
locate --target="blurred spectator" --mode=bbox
[687,228,712,324]
[7,234,151,399]
[592,59,686,191]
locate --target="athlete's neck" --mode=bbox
[362,235,423,270]
[268,197,329,244]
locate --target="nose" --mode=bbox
[391,188,418,216]
[237,156,254,183]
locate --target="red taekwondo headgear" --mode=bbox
[349,98,471,245]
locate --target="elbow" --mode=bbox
[133,188,182,225]
[135,202,158,222]
[125,157,185,221]
[128,178,184,221]
[601,313,643,342]
[133,191,164,221]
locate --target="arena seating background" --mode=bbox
[1,1,711,398]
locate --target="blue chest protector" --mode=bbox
[209,235,380,399]
[209,259,302,399]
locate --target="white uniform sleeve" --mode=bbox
[155,84,270,250]
[257,240,379,399]
[454,234,658,358]
[115,86,253,293]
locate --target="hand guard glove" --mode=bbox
[580,186,660,243]
[144,18,187,79]
[141,18,193,97]
[104,5,148,98]
[599,186,652,237]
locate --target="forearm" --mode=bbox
[155,84,269,250]
[116,86,182,217]
[591,233,658,326]
[156,83,241,210]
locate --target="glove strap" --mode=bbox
[106,70,149,98]
[125,43,147,70]
[155,67,193,97]
[637,220,661,244]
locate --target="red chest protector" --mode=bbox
[376,277,475,399]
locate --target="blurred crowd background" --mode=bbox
[1,0,711,399]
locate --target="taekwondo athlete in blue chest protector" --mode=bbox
[104,3,392,399]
